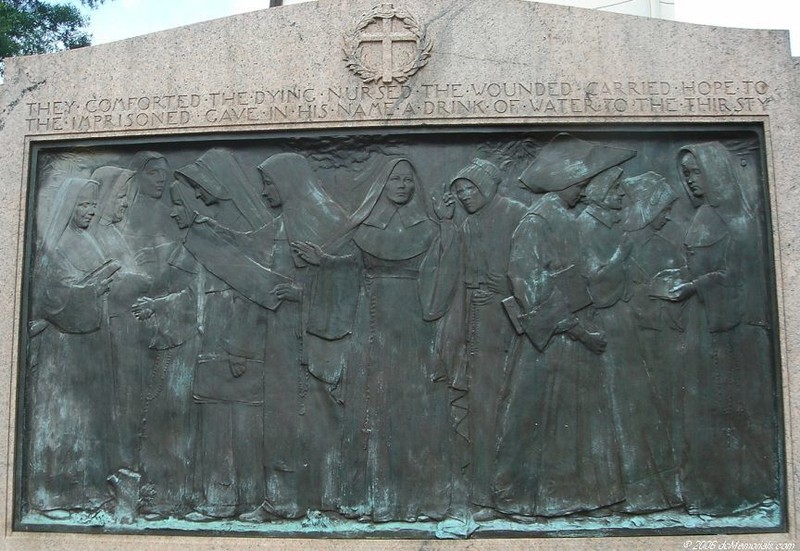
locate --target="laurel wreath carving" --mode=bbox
[343,5,433,84]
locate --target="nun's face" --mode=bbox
[559,180,587,208]
[261,172,283,208]
[139,157,169,199]
[385,161,415,206]
[680,152,705,199]
[71,185,98,230]
[191,182,218,206]
[112,184,130,223]
[650,203,672,231]
[169,184,193,229]
[604,182,624,210]
[453,179,488,214]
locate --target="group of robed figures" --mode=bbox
[23,133,779,528]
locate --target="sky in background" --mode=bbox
[70,0,799,55]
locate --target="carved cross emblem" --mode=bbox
[344,4,433,85]
[359,13,418,83]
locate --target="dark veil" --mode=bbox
[322,156,434,254]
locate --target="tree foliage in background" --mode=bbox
[1,0,106,75]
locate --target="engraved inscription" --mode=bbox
[23,79,773,133]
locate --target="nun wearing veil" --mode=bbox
[173,148,272,520]
[494,134,632,517]
[130,181,204,518]
[89,166,152,472]
[667,142,778,515]
[294,157,461,522]
[27,178,116,517]
[621,172,687,482]
[122,151,178,253]
[193,152,351,520]
[575,168,682,513]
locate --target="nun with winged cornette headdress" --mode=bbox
[27,178,116,518]
[495,133,635,518]
[293,156,462,523]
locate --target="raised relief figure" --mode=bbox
[621,172,687,473]
[173,149,270,521]
[495,134,634,516]
[666,143,778,514]
[27,178,118,519]
[439,158,528,517]
[576,167,682,512]
[35,153,95,240]
[130,181,204,519]
[207,153,351,521]
[296,157,461,522]
[88,167,153,474]
[123,151,178,254]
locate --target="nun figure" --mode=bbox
[27,178,116,518]
[89,166,152,472]
[576,168,682,513]
[665,143,778,514]
[173,148,270,520]
[295,157,461,522]
[130,181,204,518]
[122,151,178,255]
[442,158,528,515]
[622,172,687,482]
[206,152,351,520]
[495,134,633,517]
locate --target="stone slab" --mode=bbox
[0,0,798,548]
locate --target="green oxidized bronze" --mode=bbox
[16,129,783,538]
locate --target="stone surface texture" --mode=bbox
[0,0,797,548]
